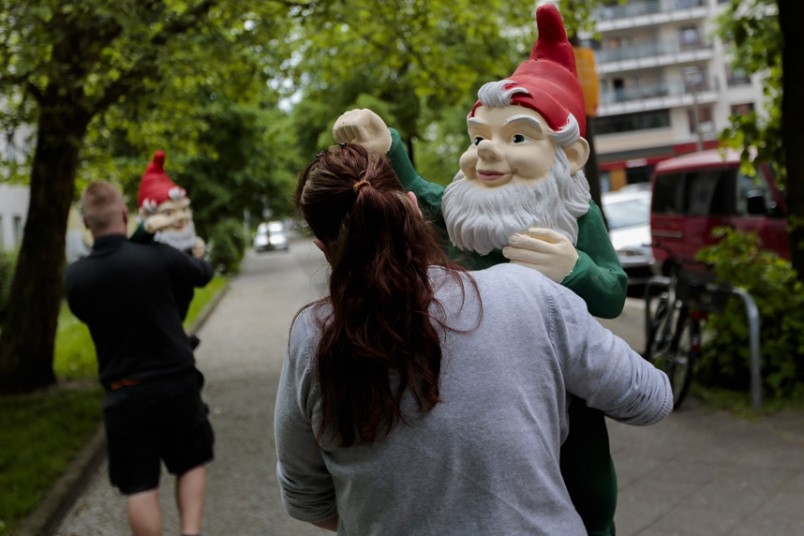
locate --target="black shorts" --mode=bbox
[103,371,215,495]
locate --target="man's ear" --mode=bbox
[564,137,590,175]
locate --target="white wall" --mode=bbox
[0,184,29,251]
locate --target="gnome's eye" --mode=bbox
[512,133,526,143]
[472,136,484,146]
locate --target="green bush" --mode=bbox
[0,249,18,327]
[695,227,804,400]
[208,218,246,275]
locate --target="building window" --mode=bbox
[595,110,671,135]
[687,106,714,134]
[12,215,22,247]
[726,68,751,86]
[731,102,755,116]
[679,26,701,49]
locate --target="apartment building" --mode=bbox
[588,0,765,190]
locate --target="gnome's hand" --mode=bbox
[191,237,206,259]
[333,109,392,155]
[502,228,579,283]
[143,213,173,234]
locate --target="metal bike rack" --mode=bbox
[643,276,763,410]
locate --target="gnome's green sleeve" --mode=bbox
[387,127,627,319]
[387,128,445,212]
[129,221,154,244]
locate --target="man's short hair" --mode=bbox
[81,181,125,232]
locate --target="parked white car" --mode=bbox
[601,184,654,285]
[253,221,289,253]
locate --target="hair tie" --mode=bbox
[353,179,371,193]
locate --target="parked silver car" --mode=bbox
[253,221,289,252]
[601,184,654,285]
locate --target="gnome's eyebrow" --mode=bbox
[505,115,545,133]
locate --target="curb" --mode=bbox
[14,282,231,536]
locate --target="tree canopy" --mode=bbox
[0,0,303,392]
[0,0,549,392]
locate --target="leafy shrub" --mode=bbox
[695,227,804,400]
[207,218,246,275]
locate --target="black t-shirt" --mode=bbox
[65,234,213,389]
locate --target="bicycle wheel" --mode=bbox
[653,311,698,409]
[643,294,670,361]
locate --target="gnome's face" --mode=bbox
[153,197,192,230]
[142,197,198,252]
[458,105,557,188]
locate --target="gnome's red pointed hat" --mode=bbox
[470,3,586,136]
[137,150,187,213]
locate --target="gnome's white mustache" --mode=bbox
[155,221,198,252]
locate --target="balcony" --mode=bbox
[596,0,709,32]
[598,81,718,116]
[595,39,714,73]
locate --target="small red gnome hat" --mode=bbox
[469,3,587,137]
[137,150,187,214]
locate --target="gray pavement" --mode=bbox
[47,238,804,535]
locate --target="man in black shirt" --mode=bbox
[65,181,214,536]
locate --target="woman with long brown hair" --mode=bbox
[274,143,671,535]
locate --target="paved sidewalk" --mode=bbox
[47,239,804,535]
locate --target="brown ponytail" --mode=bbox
[295,143,476,446]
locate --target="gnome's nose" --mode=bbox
[476,139,503,161]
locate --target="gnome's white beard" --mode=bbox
[443,150,591,255]
[155,221,198,252]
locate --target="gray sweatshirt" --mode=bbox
[274,263,672,535]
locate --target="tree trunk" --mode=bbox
[778,0,804,279]
[0,106,89,394]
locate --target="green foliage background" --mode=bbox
[696,228,804,400]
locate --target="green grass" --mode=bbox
[0,275,227,535]
[692,384,804,418]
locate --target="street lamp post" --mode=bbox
[684,66,704,152]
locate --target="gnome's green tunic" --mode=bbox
[388,127,627,536]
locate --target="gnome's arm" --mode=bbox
[563,202,628,318]
[332,108,445,212]
[130,220,155,244]
[386,128,445,212]
[129,212,177,244]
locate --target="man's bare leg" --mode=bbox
[127,489,161,536]
[176,465,206,535]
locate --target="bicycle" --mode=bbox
[643,250,732,409]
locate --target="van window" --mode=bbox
[736,170,776,215]
[652,168,737,216]
[686,169,733,216]
[652,171,684,214]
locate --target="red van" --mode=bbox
[650,148,789,273]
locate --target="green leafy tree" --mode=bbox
[0,1,297,393]
[284,0,530,179]
[717,0,804,280]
